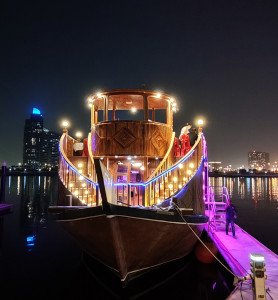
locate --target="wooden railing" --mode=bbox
[87,132,98,183]
[58,132,99,206]
[148,132,175,180]
[58,131,206,208]
[143,133,204,206]
[112,133,206,207]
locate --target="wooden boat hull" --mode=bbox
[53,205,207,283]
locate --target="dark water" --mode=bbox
[1,176,277,299]
[210,177,278,254]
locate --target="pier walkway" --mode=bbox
[206,221,278,299]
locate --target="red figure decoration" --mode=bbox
[173,137,181,157]
[180,134,191,156]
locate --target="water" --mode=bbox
[0,175,277,299]
[210,177,278,253]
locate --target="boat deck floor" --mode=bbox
[205,210,278,300]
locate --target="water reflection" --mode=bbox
[6,176,58,252]
[210,177,278,206]
[1,175,233,299]
[21,176,57,226]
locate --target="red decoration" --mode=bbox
[173,137,180,157]
[180,134,191,156]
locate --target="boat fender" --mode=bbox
[194,240,218,264]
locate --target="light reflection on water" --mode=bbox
[210,177,278,203]
[1,175,234,299]
[210,176,278,253]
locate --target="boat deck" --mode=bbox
[205,215,278,299]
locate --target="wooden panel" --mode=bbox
[91,121,172,157]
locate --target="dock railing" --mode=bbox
[206,185,230,232]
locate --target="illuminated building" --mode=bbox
[208,162,222,172]
[23,108,60,168]
[248,151,270,170]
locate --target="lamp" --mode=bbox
[250,253,266,299]
[196,118,205,133]
[75,131,83,141]
[61,120,70,133]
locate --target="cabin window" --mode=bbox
[148,109,166,123]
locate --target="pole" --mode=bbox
[0,162,7,203]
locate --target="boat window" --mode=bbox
[115,110,144,121]
[148,109,166,123]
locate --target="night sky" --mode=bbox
[1,0,278,168]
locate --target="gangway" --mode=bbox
[205,186,230,232]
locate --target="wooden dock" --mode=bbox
[0,203,13,216]
[206,222,278,299]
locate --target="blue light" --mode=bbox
[32,107,41,115]
[27,235,35,243]
[26,234,36,252]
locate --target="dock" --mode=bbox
[0,203,13,216]
[206,223,278,299]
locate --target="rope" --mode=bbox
[172,202,240,279]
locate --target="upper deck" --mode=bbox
[88,89,177,126]
[87,89,178,158]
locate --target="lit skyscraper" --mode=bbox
[23,108,60,168]
[248,151,270,170]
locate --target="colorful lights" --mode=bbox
[197,119,204,126]
[58,130,206,206]
[61,120,70,129]
[189,163,194,168]
[131,107,137,113]
[75,131,83,139]
[186,170,192,175]
[32,108,41,115]
[155,92,162,98]
[131,162,142,168]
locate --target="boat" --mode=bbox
[50,88,209,284]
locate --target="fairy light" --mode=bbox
[189,163,194,168]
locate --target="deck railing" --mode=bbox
[113,133,205,206]
[59,132,99,206]
[148,132,175,180]
[59,132,206,207]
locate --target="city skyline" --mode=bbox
[1,1,278,166]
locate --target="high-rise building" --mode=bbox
[248,151,270,170]
[23,108,60,168]
[208,162,222,172]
